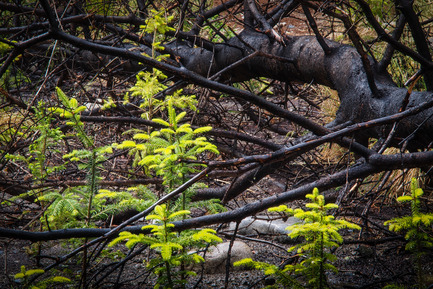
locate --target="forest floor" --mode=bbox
[1,113,433,288]
[1,178,433,288]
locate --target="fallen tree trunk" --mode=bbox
[170,30,433,149]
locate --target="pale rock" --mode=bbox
[84,99,103,111]
[192,241,253,274]
[228,216,301,237]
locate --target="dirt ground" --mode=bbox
[1,185,433,288]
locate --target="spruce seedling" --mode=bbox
[14,265,71,289]
[113,97,221,287]
[109,204,221,288]
[5,101,65,203]
[385,178,433,287]
[284,188,361,288]
[43,88,115,228]
[235,188,361,289]
[112,9,222,287]
[116,96,218,209]
[114,92,221,288]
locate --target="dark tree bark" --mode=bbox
[170,30,433,148]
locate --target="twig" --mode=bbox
[224,220,239,289]
[245,0,284,44]
[302,4,331,55]
[220,231,288,252]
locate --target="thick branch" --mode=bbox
[246,0,284,43]
[27,0,433,149]
[396,0,433,90]
[377,14,406,72]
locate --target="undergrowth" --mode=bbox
[235,188,361,289]
[385,178,433,288]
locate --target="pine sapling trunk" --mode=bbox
[86,150,97,226]
[165,260,174,288]
[415,231,424,287]
[319,232,324,289]
[163,206,174,288]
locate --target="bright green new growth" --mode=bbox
[40,89,150,229]
[125,8,195,121]
[50,87,92,148]
[385,178,433,287]
[141,9,175,59]
[118,97,218,184]
[14,265,71,289]
[109,204,222,288]
[283,188,360,288]
[42,89,104,228]
[126,69,198,121]
[385,178,433,252]
[114,90,221,288]
[235,188,361,289]
[4,101,65,203]
[116,78,221,289]
[110,9,222,288]
[116,94,220,221]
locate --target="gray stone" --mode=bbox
[228,216,301,237]
[191,241,253,274]
[84,99,103,111]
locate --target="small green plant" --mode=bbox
[40,87,164,287]
[39,88,153,229]
[116,95,218,211]
[4,101,65,206]
[126,69,197,121]
[135,99,217,182]
[14,265,71,289]
[114,69,222,288]
[5,101,65,180]
[40,88,105,228]
[50,87,92,148]
[114,91,222,287]
[0,41,29,90]
[235,188,361,289]
[385,178,433,287]
[124,8,195,122]
[109,204,222,288]
[140,8,175,59]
